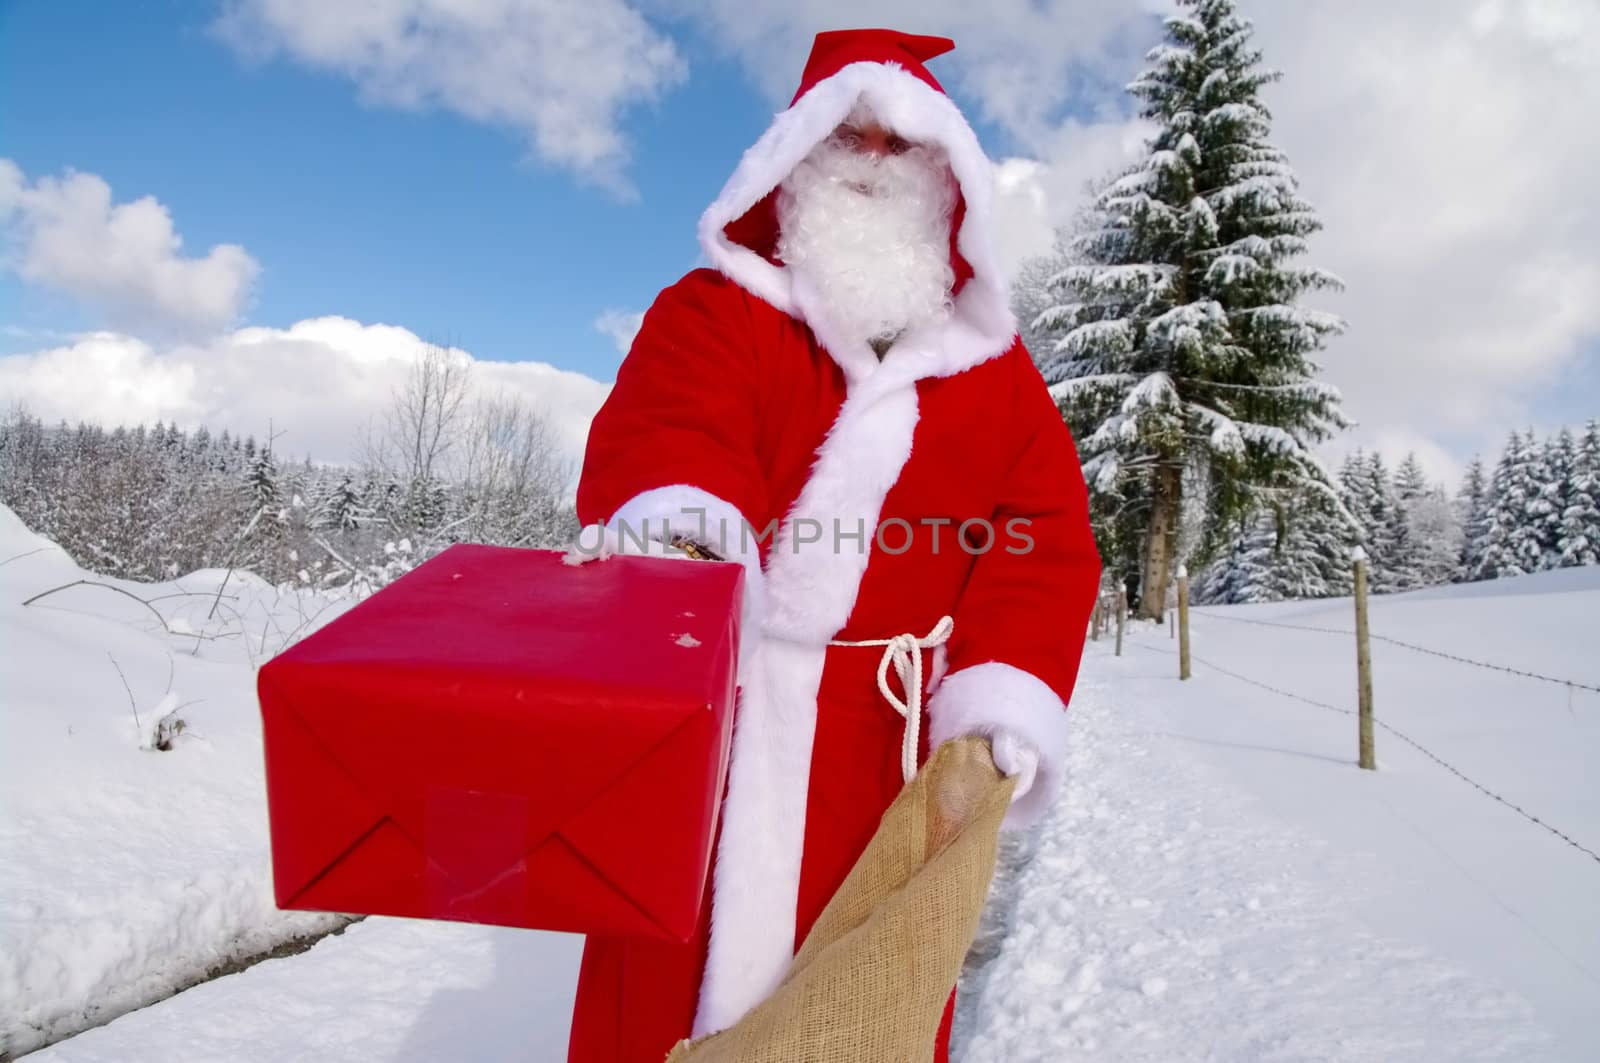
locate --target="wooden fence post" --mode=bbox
[1353,547,1375,769]
[1090,596,1101,641]
[1176,564,1191,680]
[1115,588,1126,657]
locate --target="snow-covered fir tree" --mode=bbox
[1374,454,1421,592]
[1340,453,1398,590]
[1032,0,1347,618]
[1393,454,1428,507]
[243,444,279,509]
[1456,458,1490,581]
[1477,432,1550,579]
[1276,495,1353,600]
[316,473,369,532]
[1194,510,1277,603]
[1195,492,1351,604]
[1534,428,1574,566]
[1558,420,1600,567]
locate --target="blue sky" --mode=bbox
[0,0,1034,380]
[1,0,757,378]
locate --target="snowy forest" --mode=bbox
[0,345,576,593]
[1193,424,1600,604]
[1012,0,1600,610]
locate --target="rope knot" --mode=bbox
[829,615,954,782]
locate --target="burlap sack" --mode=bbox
[666,738,1017,1063]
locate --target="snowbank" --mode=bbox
[0,506,353,1056]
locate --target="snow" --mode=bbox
[0,506,355,1056]
[1189,402,1246,456]
[955,663,1554,1061]
[1123,371,1179,411]
[961,573,1596,1059]
[9,504,1596,1060]
[25,920,584,1063]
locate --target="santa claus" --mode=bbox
[565,28,1100,1063]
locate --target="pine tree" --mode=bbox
[317,472,368,532]
[1340,451,1389,587]
[244,445,279,509]
[1035,0,1348,619]
[1456,457,1490,581]
[1393,453,1428,506]
[1558,419,1600,567]
[1195,510,1277,603]
[1267,501,1337,600]
[1362,454,1410,592]
[1195,488,1350,603]
[1478,432,1548,579]
[1534,429,1574,568]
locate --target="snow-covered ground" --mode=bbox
[25,919,585,1062]
[957,569,1597,1060]
[7,500,1597,1060]
[0,507,355,1057]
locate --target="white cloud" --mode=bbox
[680,3,1600,471]
[990,116,1152,277]
[213,0,686,196]
[593,308,645,355]
[0,317,610,470]
[0,159,259,338]
[1243,1,1600,453]
[661,1,1162,140]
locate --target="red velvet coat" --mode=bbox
[567,30,1100,1063]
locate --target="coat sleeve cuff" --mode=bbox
[608,484,765,668]
[926,661,1070,831]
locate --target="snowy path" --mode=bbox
[28,626,1573,1061]
[954,637,1559,1061]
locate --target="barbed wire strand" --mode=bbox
[1188,608,1600,695]
[1127,637,1600,867]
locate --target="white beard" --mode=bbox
[776,136,957,351]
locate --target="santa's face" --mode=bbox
[776,104,957,354]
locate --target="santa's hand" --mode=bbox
[562,522,694,566]
[990,730,1040,803]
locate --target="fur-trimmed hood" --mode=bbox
[697,29,1016,387]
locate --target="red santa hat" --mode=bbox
[789,29,955,103]
[698,28,1016,386]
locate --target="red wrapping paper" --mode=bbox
[258,544,742,943]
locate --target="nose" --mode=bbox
[858,127,895,157]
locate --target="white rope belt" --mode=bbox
[827,615,955,783]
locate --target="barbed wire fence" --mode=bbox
[1097,550,1600,871]
[1124,635,1600,868]
[1186,608,1600,696]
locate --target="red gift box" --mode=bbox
[258,543,742,943]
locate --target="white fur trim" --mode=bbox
[926,662,1070,831]
[607,485,765,662]
[691,59,1020,1035]
[691,637,827,1036]
[694,369,922,1032]
[697,60,1016,388]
